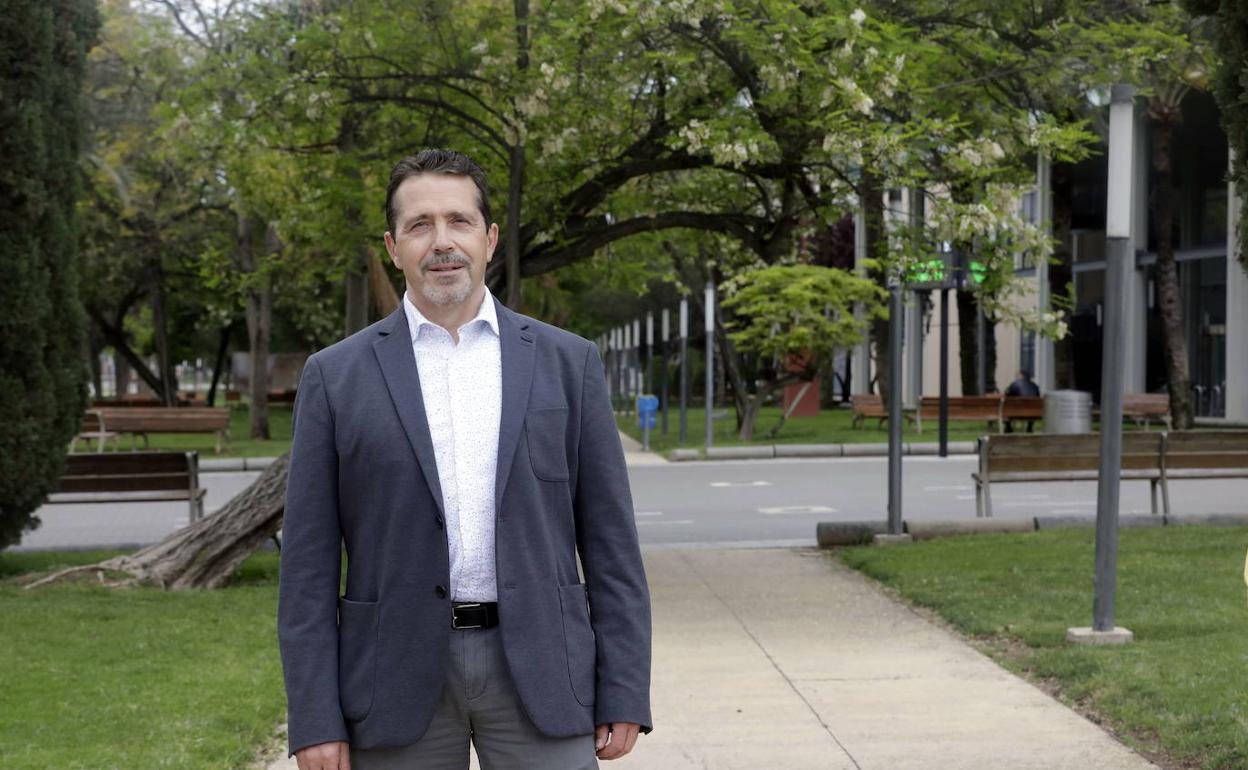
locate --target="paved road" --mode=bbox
[16,454,1246,551]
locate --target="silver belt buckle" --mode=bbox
[453,602,484,630]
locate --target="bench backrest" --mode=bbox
[1122,393,1169,415]
[1163,431,1248,471]
[80,410,105,432]
[57,451,198,493]
[94,407,229,432]
[1000,396,1044,418]
[851,394,883,413]
[981,432,1164,475]
[920,395,1002,419]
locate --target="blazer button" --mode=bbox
[435,585,447,598]
[435,516,444,529]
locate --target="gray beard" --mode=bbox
[421,276,474,306]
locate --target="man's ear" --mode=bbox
[485,222,499,263]
[383,231,400,267]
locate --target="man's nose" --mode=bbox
[432,221,454,252]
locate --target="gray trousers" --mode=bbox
[350,626,599,770]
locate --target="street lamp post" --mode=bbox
[887,272,904,536]
[1069,83,1136,646]
[679,298,689,444]
[705,282,715,451]
[660,309,670,434]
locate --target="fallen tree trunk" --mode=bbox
[27,453,289,591]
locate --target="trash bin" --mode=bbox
[1044,390,1092,433]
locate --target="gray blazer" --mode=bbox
[277,300,652,755]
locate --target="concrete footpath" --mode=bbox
[266,547,1155,770]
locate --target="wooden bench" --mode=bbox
[70,410,118,453]
[48,451,205,522]
[1123,393,1171,430]
[1001,396,1045,432]
[94,407,231,454]
[1157,431,1248,514]
[972,433,1166,518]
[911,396,1005,434]
[851,394,888,429]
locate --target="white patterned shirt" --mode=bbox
[402,289,501,602]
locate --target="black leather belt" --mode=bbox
[451,602,499,630]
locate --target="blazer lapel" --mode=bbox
[373,307,445,518]
[494,299,535,513]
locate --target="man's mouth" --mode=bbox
[425,261,467,273]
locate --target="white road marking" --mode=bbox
[923,485,972,492]
[757,505,838,515]
[1000,500,1094,508]
[634,511,665,517]
[636,520,694,526]
[709,481,774,488]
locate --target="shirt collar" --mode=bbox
[402,288,499,341]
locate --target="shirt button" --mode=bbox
[435,585,447,599]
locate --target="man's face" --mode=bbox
[383,174,497,308]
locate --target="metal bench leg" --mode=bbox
[1149,479,1158,515]
[1161,475,1172,516]
[975,482,983,518]
[982,479,993,518]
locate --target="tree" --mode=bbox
[720,264,883,440]
[0,0,99,549]
[1185,0,1248,272]
[1140,3,1214,428]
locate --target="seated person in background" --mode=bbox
[1004,369,1040,432]
[1005,369,1040,398]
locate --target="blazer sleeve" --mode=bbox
[277,355,348,755]
[572,342,653,733]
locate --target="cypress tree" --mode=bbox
[0,0,99,549]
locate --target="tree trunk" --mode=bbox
[207,321,236,407]
[150,263,177,406]
[861,173,889,398]
[338,112,371,337]
[27,454,290,591]
[1050,160,1076,390]
[983,313,998,393]
[113,346,130,397]
[86,328,104,399]
[956,290,980,395]
[236,215,272,440]
[1149,105,1193,428]
[246,274,272,440]
[368,250,401,319]
[505,0,529,309]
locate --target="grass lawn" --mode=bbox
[96,404,294,458]
[1,550,285,769]
[617,403,994,454]
[838,527,1248,770]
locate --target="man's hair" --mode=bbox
[384,149,492,233]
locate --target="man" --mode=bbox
[1004,369,1041,433]
[278,149,651,770]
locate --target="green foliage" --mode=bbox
[0,0,98,548]
[721,264,884,365]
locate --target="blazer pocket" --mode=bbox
[337,597,379,722]
[526,407,570,482]
[558,583,596,707]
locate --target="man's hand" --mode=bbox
[295,740,350,770]
[594,722,641,760]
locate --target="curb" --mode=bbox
[817,511,1248,546]
[199,456,280,473]
[668,441,977,462]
